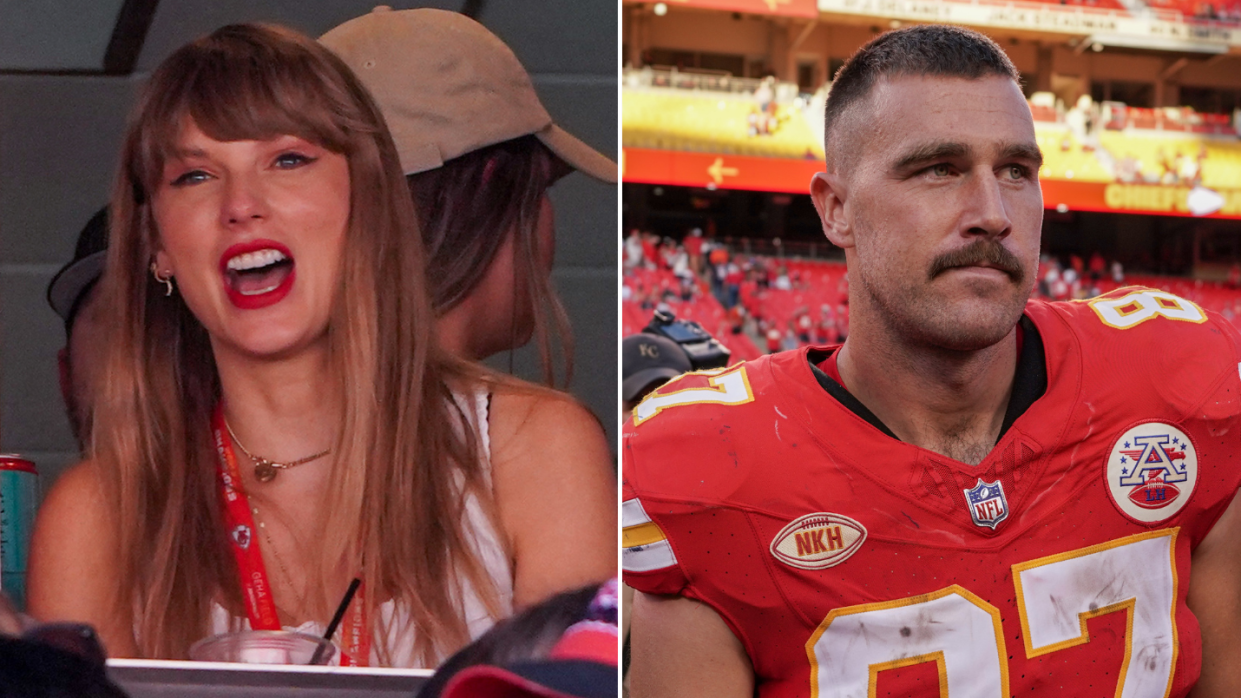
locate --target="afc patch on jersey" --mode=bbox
[1106,421,1198,524]
[964,479,1009,529]
[769,512,866,570]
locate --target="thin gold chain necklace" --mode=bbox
[251,502,311,623]
[223,419,331,483]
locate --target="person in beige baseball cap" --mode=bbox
[322,7,618,385]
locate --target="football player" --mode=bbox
[623,25,1241,698]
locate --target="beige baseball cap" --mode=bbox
[321,6,617,183]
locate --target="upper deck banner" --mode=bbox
[817,0,1240,52]
[625,0,819,19]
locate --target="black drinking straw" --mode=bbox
[312,578,362,665]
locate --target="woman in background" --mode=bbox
[27,23,614,666]
[321,8,618,385]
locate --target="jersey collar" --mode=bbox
[806,314,1048,446]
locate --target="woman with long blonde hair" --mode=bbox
[26,23,615,667]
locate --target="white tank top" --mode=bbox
[207,389,514,667]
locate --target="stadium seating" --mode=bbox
[623,82,1241,188]
[626,254,1241,361]
[960,0,1128,12]
[1035,127,1114,182]
[1105,106,1234,135]
[1030,103,1058,123]
[623,267,762,363]
[622,90,823,160]
[625,258,852,356]
[946,0,1240,21]
[1098,130,1241,189]
[1143,0,1241,22]
[741,260,847,326]
[1113,273,1241,316]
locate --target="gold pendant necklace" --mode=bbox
[224,419,331,483]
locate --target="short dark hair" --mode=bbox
[824,25,1020,163]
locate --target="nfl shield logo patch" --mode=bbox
[964,479,1009,529]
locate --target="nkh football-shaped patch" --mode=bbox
[770,513,866,570]
[1106,421,1198,524]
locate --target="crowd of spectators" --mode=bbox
[747,77,785,137]
[622,229,848,357]
[1113,146,1208,185]
[625,229,1241,356]
[622,228,759,358]
[1034,251,1123,301]
[1027,251,1241,322]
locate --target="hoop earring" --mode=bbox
[150,263,174,297]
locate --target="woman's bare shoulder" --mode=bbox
[32,460,112,545]
[29,461,116,599]
[483,377,609,449]
[27,460,135,654]
[483,380,617,608]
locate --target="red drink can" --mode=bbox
[0,455,37,610]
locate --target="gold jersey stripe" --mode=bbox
[623,521,667,548]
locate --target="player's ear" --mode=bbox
[811,170,853,249]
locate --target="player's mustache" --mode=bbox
[928,240,1025,283]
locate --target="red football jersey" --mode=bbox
[623,288,1241,698]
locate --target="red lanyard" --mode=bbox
[212,404,371,665]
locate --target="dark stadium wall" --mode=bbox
[0,0,619,498]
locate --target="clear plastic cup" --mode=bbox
[188,630,336,665]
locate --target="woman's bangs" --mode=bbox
[184,60,350,150]
[138,45,353,193]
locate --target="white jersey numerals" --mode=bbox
[807,530,1178,698]
[1088,290,1206,330]
[631,366,754,426]
[808,586,1007,698]
[1014,531,1177,698]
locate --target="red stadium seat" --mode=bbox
[628,253,1241,359]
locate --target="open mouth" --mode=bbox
[226,248,293,296]
[220,241,296,310]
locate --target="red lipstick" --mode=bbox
[219,240,295,310]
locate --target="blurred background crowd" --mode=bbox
[620,0,1241,387]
